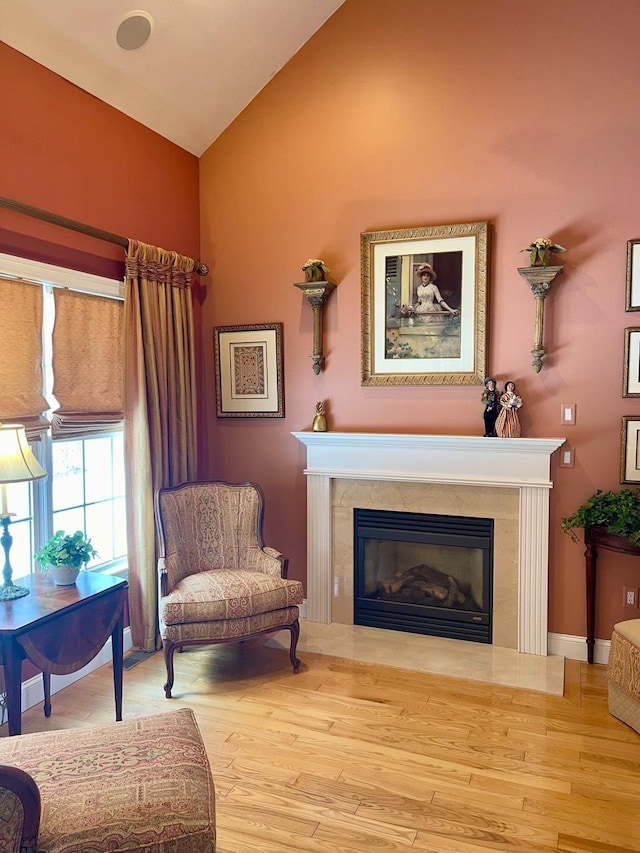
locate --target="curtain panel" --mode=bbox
[124,240,198,651]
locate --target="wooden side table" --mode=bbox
[0,571,128,735]
[584,525,640,664]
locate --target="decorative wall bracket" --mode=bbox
[294,280,337,374]
[517,265,563,372]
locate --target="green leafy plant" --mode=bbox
[34,530,98,569]
[561,489,640,547]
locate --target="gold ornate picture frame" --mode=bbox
[626,239,640,311]
[621,415,640,483]
[623,327,640,397]
[360,221,488,386]
[214,323,284,418]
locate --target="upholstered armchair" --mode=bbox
[155,480,303,698]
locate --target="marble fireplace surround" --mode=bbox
[292,432,565,656]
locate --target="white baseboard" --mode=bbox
[548,632,610,664]
[20,627,133,715]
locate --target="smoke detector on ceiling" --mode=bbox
[116,11,154,51]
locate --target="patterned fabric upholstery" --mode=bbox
[159,482,285,587]
[0,708,216,853]
[0,787,24,853]
[161,569,303,625]
[155,481,302,698]
[608,619,640,734]
[163,606,301,643]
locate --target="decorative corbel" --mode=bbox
[294,280,337,374]
[517,265,563,372]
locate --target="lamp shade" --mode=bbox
[0,423,47,483]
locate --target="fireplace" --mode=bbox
[292,431,565,655]
[354,508,493,642]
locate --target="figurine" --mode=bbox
[495,380,523,438]
[481,376,499,437]
[312,401,327,432]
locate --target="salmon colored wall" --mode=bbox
[199,0,640,644]
[1,43,200,267]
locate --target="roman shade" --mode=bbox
[51,288,124,438]
[0,277,48,434]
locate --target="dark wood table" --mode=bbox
[584,525,640,664]
[0,571,128,735]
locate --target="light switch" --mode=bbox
[559,445,575,468]
[561,403,576,425]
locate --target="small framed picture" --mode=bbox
[213,323,284,418]
[626,240,640,311]
[623,328,640,397]
[621,416,640,483]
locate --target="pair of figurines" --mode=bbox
[482,377,523,438]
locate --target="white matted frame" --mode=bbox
[623,327,640,397]
[214,323,284,418]
[621,416,640,483]
[361,221,488,386]
[626,239,640,311]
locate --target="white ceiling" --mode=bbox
[1,0,345,156]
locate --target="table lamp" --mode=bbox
[0,423,47,600]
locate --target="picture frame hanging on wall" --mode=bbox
[623,327,640,397]
[626,239,640,311]
[621,415,640,483]
[213,322,284,418]
[360,221,488,386]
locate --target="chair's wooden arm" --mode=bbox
[0,765,41,852]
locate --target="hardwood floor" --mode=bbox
[5,642,640,852]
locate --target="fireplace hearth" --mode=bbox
[354,508,493,643]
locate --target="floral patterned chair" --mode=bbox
[0,708,216,852]
[155,480,303,698]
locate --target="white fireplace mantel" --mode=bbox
[292,431,565,656]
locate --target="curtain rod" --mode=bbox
[0,195,209,276]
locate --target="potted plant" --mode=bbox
[301,258,330,282]
[520,236,566,268]
[561,489,640,547]
[35,530,98,585]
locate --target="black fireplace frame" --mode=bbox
[353,508,493,644]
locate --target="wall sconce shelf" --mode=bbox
[517,264,563,372]
[294,280,337,374]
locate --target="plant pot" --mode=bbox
[51,564,80,586]
[304,267,325,282]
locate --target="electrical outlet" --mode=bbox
[624,586,637,608]
[559,446,575,468]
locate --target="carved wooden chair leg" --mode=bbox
[288,619,301,673]
[163,640,176,698]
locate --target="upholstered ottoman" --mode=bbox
[608,618,640,735]
[0,708,216,852]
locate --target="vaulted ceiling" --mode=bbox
[2,0,345,156]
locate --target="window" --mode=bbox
[1,255,126,579]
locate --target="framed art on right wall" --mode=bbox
[626,239,640,311]
[623,327,640,397]
[621,416,640,483]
